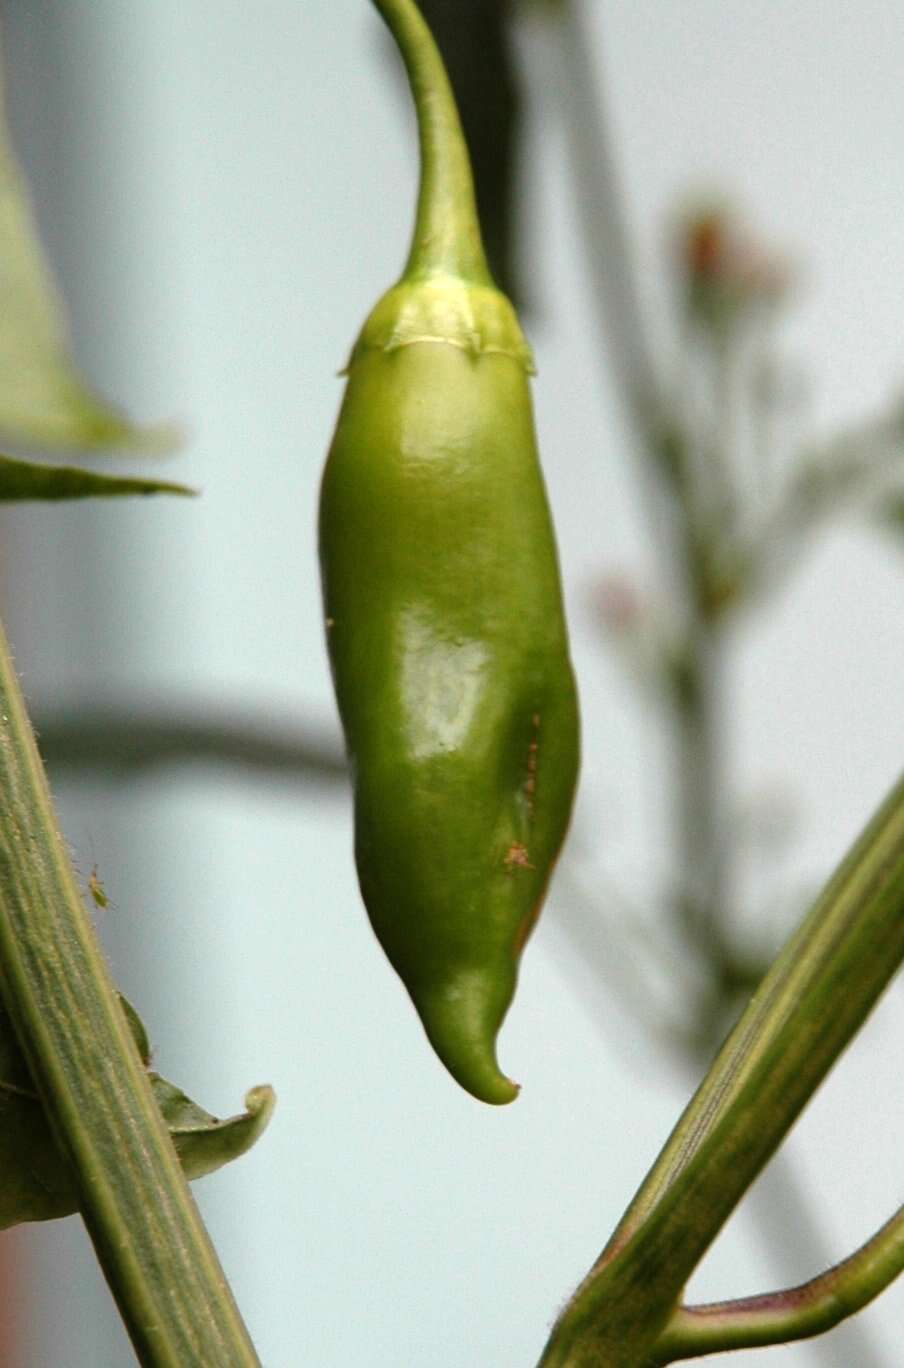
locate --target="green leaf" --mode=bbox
[118,992,151,1065]
[0,62,176,453]
[0,452,194,501]
[152,1078,275,1182]
[0,994,272,1230]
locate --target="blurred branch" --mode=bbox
[557,1,665,448]
[735,401,904,602]
[550,867,699,1053]
[32,700,347,787]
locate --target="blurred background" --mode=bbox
[1,0,902,1363]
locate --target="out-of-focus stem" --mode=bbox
[32,701,346,786]
[672,620,725,945]
[558,0,662,439]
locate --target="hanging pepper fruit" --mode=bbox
[319,0,579,1104]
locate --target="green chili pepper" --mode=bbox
[319,0,579,1104]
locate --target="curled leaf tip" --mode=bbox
[243,1084,277,1123]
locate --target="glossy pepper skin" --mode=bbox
[319,0,579,1105]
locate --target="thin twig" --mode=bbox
[742,1147,889,1368]
[659,1199,904,1360]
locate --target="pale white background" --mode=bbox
[1,1,902,1364]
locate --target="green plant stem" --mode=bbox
[657,1202,904,1359]
[0,619,260,1367]
[538,769,904,1366]
[740,1147,887,1368]
[663,222,885,1368]
[373,0,492,284]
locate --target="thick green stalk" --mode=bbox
[373,0,493,284]
[0,618,260,1367]
[538,770,904,1365]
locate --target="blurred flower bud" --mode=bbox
[677,200,793,332]
[685,209,728,280]
[594,573,644,633]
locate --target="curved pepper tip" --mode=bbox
[415,978,521,1105]
[478,1070,521,1108]
[439,1043,520,1107]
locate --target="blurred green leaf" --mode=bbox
[878,490,904,540]
[0,61,176,453]
[0,993,272,1229]
[0,452,194,501]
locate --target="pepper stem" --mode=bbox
[373,0,494,286]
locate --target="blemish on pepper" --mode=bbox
[504,842,534,871]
